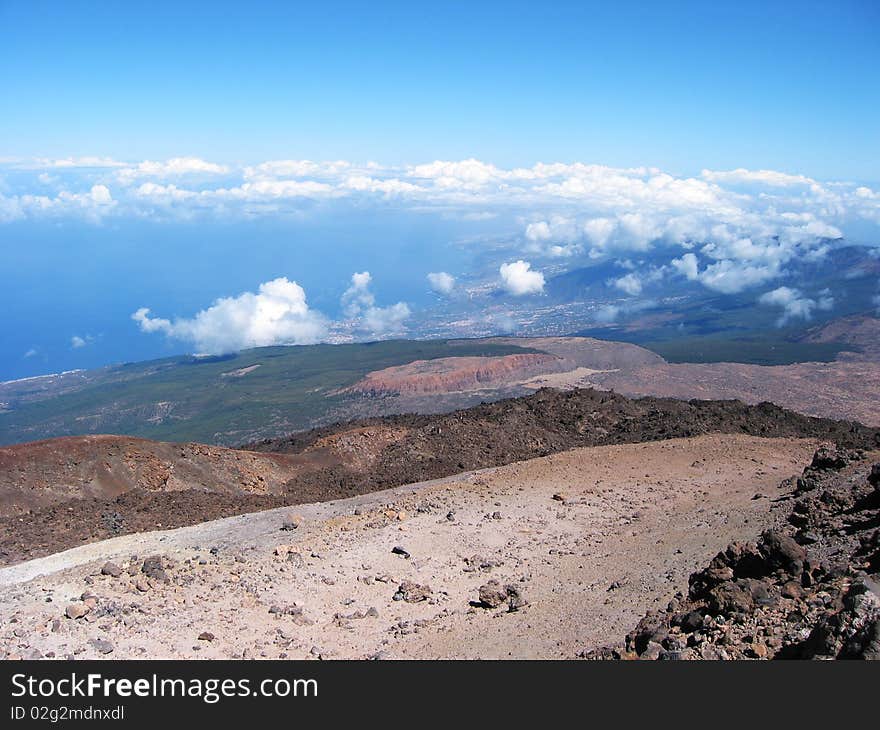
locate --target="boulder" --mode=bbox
[100,562,122,578]
[627,611,669,654]
[394,581,432,603]
[810,447,849,471]
[65,603,89,620]
[759,531,806,577]
[141,555,169,583]
[478,580,508,608]
[707,580,754,615]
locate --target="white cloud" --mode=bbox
[132,277,328,354]
[0,184,116,223]
[31,157,125,169]
[695,259,782,294]
[522,216,584,258]
[244,159,352,180]
[593,299,655,324]
[525,221,551,242]
[499,260,545,296]
[340,271,411,335]
[594,305,622,323]
[427,271,456,295]
[484,311,517,333]
[611,273,643,296]
[701,168,815,187]
[672,252,700,280]
[582,217,617,249]
[362,302,411,335]
[117,157,229,184]
[342,175,420,196]
[408,158,500,189]
[214,180,337,200]
[3,160,878,298]
[23,348,37,358]
[758,286,834,326]
[70,335,93,349]
[672,250,785,294]
[341,271,376,316]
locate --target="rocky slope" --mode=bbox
[0,434,824,660]
[0,435,300,514]
[2,388,878,566]
[588,446,880,660]
[802,314,880,361]
[590,359,880,426]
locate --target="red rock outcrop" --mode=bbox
[345,353,560,396]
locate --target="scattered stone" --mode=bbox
[281,514,304,531]
[198,632,215,642]
[478,580,508,608]
[506,585,528,612]
[141,555,169,583]
[391,545,411,559]
[592,456,880,661]
[90,639,114,655]
[464,555,495,573]
[810,447,849,471]
[268,604,313,625]
[101,562,122,578]
[65,604,89,620]
[394,581,432,603]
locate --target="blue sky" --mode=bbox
[1,1,879,381]
[1,0,878,178]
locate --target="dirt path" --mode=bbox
[0,434,819,660]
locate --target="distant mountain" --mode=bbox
[0,339,546,446]
[0,336,666,447]
[564,245,880,363]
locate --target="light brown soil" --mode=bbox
[590,360,880,427]
[0,434,820,660]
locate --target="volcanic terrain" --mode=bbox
[2,388,877,566]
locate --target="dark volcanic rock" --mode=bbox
[588,454,880,661]
[141,555,169,583]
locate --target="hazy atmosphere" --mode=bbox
[2,1,878,379]
[1,0,879,678]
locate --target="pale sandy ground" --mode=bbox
[0,434,820,660]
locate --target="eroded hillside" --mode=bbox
[1,387,878,566]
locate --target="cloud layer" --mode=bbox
[133,272,413,353]
[132,277,328,353]
[4,156,877,236]
[4,155,879,310]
